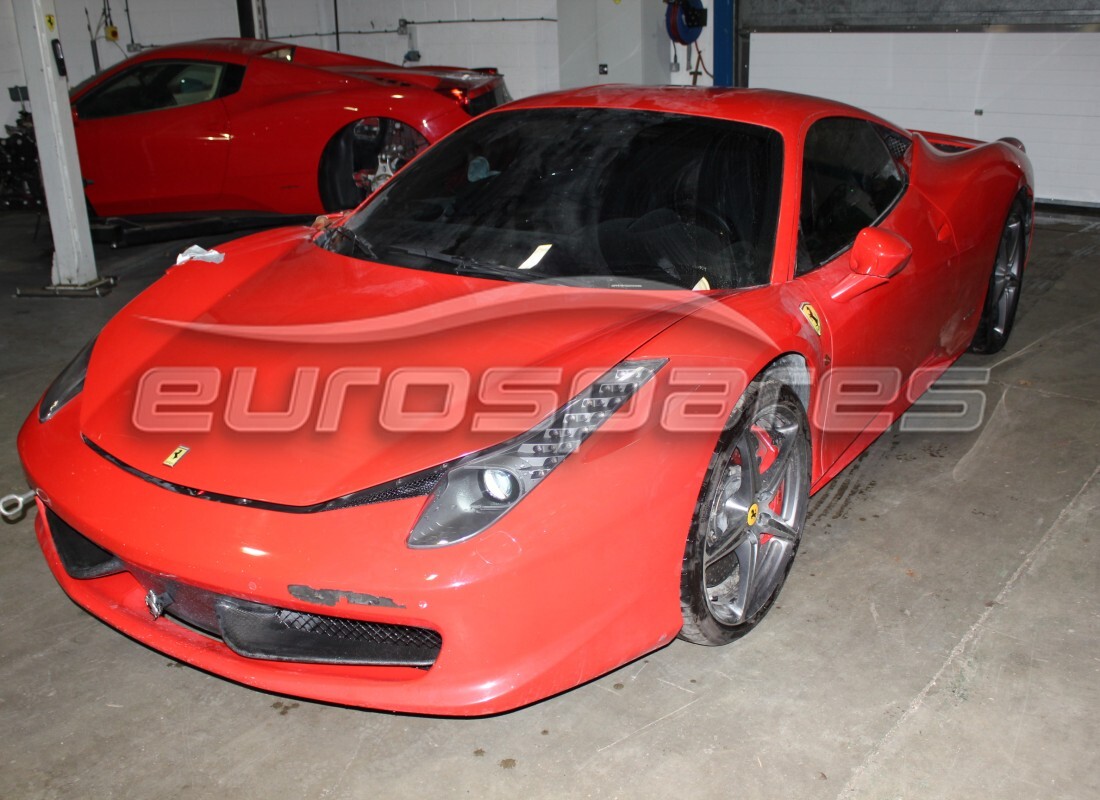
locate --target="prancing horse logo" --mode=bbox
[799,302,822,336]
[163,445,189,467]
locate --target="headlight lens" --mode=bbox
[479,468,520,503]
[407,358,667,548]
[38,338,96,422]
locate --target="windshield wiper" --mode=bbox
[325,225,379,260]
[384,245,536,282]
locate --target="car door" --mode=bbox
[73,60,237,216]
[792,117,959,471]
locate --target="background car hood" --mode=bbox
[78,228,705,507]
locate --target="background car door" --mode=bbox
[793,117,959,471]
[74,60,235,216]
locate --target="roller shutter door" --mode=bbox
[749,32,1100,206]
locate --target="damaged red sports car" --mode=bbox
[16,86,1032,715]
[69,38,510,216]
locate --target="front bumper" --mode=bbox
[18,398,704,715]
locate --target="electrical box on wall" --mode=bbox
[558,1,671,89]
[597,1,670,84]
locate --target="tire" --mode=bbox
[318,121,367,212]
[679,379,811,645]
[969,196,1028,354]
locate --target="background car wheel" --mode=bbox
[318,118,428,212]
[679,379,810,645]
[969,195,1029,354]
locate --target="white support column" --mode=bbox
[14,0,99,288]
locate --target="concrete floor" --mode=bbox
[1,210,1097,799]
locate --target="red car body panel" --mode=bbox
[79,232,721,505]
[18,86,1033,714]
[71,39,504,216]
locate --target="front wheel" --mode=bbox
[679,379,810,645]
[969,197,1028,354]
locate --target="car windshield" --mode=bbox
[325,107,783,290]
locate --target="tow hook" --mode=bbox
[1,490,36,522]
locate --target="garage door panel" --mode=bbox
[751,32,1100,204]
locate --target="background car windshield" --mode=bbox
[336,108,783,289]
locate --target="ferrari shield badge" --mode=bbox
[800,302,822,336]
[163,445,189,467]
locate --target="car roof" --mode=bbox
[503,85,905,139]
[126,38,291,63]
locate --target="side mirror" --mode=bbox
[830,228,912,302]
[850,227,912,278]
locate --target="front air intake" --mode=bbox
[47,508,124,579]
[215,598,442,667]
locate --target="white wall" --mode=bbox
[264,0,560,100]
[1,0,21,127]
[0,0,238,128]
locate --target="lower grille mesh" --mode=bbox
[216,598,441,667]
[276,610,442,651]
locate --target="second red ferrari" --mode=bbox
[69,38,510,217]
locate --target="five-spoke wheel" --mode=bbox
[680,379,810,645]
[970,196,1028,354]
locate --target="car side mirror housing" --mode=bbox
[850,227,912,278]
[830,228,912,302]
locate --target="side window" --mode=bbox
[76,61,227,120]
[798,117,906,272]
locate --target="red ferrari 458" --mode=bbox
[69,38,510,216]
[17,86,1032,715]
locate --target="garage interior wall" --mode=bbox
[262,0,559,102]
[0,0,22,126]
[0,0,559,129]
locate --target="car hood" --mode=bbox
[78,227,712,507]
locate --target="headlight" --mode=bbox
[407,358,667,548]
[39,338,96,422]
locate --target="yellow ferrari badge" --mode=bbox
[800,302,822,336]
[163,445,189,467]
[746,502,760,526]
